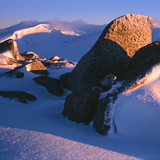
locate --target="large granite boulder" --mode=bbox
[62,85,101,125]
[33,76,64,96]
[0,39,19,60]
[68,14,153,91]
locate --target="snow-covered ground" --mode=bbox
[0,22,160,159]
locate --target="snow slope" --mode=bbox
[0,22,160,159]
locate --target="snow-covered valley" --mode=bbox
[0,20,160,159]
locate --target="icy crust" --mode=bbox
[114,63,160,139]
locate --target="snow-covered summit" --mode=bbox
[2,23,86,42]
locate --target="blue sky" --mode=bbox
[0,0,160,29]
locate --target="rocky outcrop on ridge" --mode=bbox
[0,39,20,60]
[67,14,153,92]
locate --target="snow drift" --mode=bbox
[0,20,160,159]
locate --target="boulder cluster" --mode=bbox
[0,38,75,103]
[1,14,160,135]
[62,14,160,135]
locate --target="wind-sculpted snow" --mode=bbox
[114,63,160,139]
[0,19,160,159]
[126,63,160,104]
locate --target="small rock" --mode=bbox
[49,56,61,61]
[98,74,117,91]
[26,61,49,75]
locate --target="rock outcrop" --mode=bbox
[0,39,20,60]
[124,41,160,83]
[67,14,153,91]
[33,76,64,96]
[93,41,160,135]
[62,14,154,135]
[21,52,44,61]
[62,85,101,125]
[26,61,49,75]
[98,74,117,91]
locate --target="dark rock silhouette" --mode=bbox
[0,91,36,103]
[124,41,160,84]
[62,85,101,124]
[59,72,71,88]
[33,76,64,96]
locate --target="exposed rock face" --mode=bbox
[103,14,153,58]
[0,39,19,60]
[93,41,160,135]
[98,74,117,91]
[68,40,129,91]
[124,41,160,83]
[0,91,36,103]
[21,52,44,61]
[62,85,101,125]
[26,61,49,75]
[33,76,64,96]
[68,14,153,91]
[93,90,120,135]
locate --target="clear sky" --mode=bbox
[0,0,160,29]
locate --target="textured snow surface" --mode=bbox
[0,126,142,160]
[0,22,160,159]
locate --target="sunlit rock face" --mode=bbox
[0,38,19,60]
[103,14,153,58]
[68,14,153,91]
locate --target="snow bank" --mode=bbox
[10,24,53,40]
[114,63,160,141]
[0,126,142,160]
